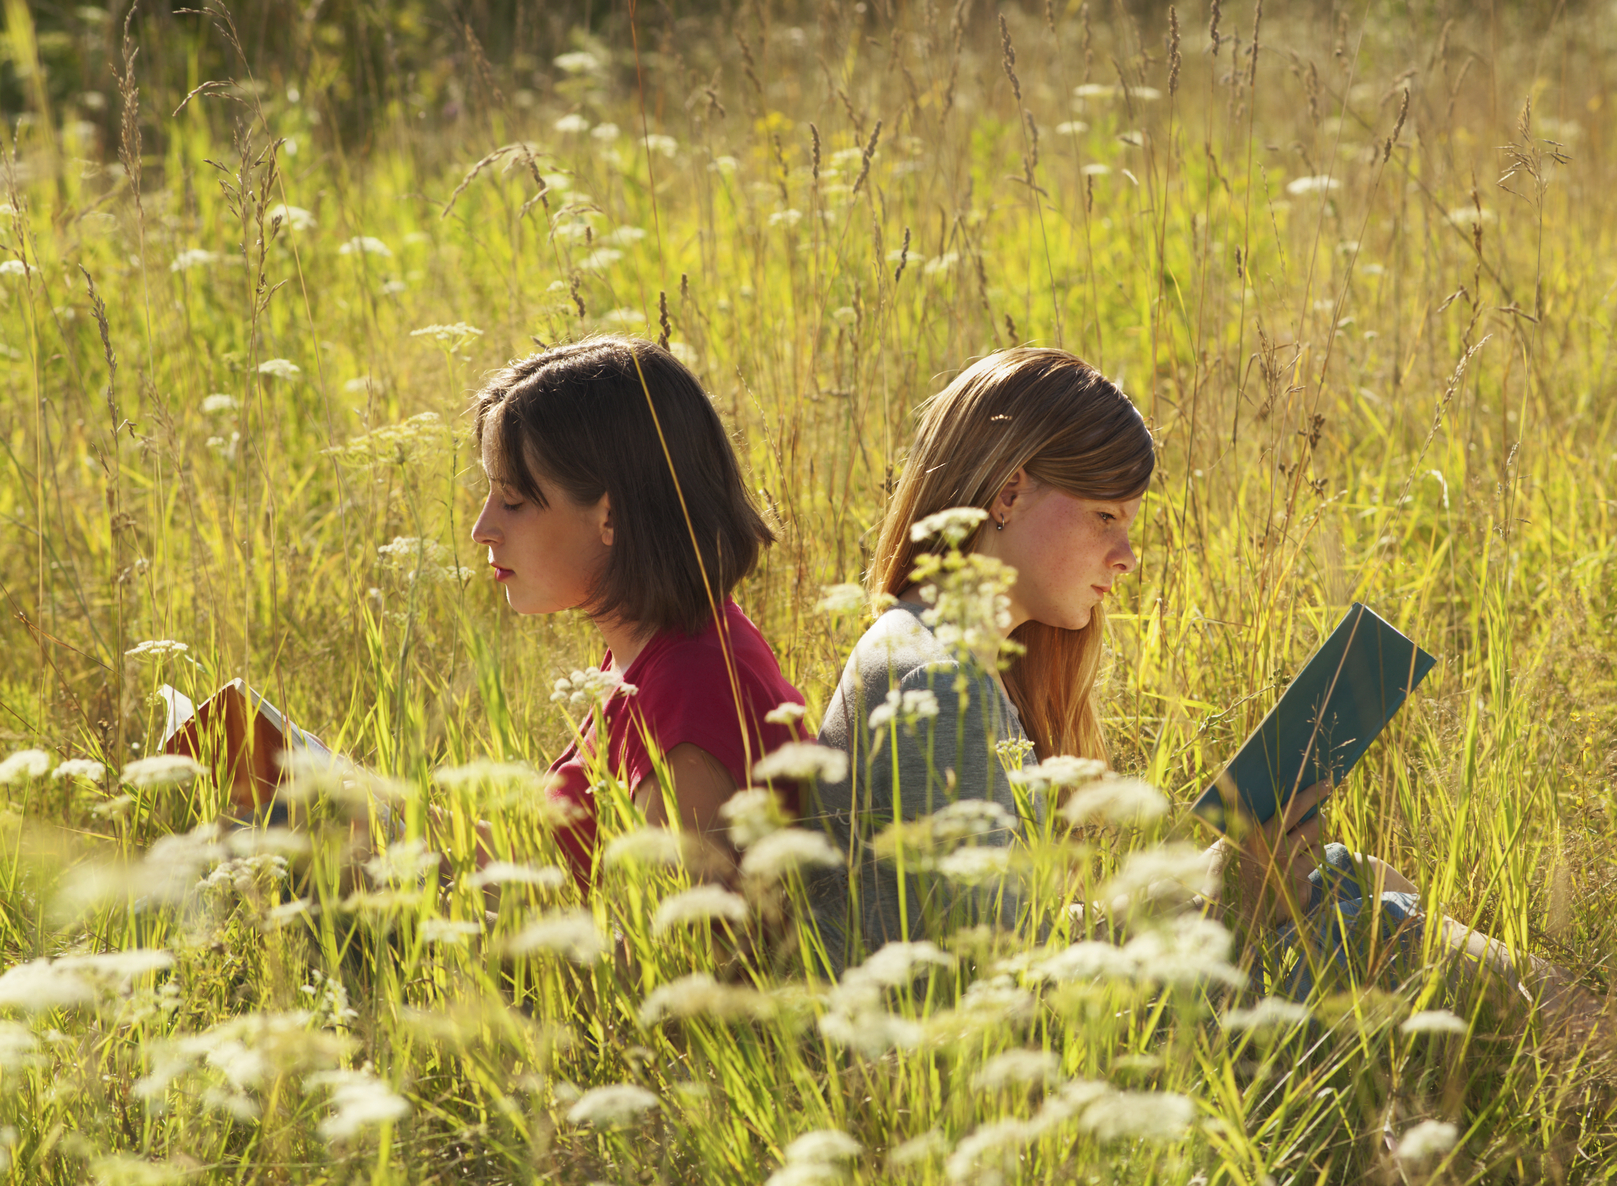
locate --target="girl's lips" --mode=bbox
[493,566,513,582]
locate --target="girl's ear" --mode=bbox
[997,467,1030,511]
[597,492,615,547]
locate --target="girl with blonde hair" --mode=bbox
[809,347,1158,968]
[808,347,1604,1036]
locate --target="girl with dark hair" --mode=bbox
[470,336,804,887]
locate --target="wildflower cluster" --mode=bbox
[327,411,452,468]
[409,321,484,348]
[551,665,638,706]
[376,536,473,584]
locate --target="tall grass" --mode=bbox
[1,0,1615,1181]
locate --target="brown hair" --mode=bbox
[870,348,1155,761]
[473,336,773,636]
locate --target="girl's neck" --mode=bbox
[596,616,651,674]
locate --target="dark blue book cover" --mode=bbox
[1191,603,1437,829]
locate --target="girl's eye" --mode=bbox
[501,501,523,513]
[1099,512,1115,523]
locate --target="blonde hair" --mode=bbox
[870,348,1155,761]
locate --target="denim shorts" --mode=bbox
[1268,842,1424,999]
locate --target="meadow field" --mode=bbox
[1,0,1615,1181]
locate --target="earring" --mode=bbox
[996,514,1006,531]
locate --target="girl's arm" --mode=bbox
[633,743,740,875]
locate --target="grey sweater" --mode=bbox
[806,602,1029,973]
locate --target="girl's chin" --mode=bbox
[1029,605,1093,632]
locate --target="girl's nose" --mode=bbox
[471,497,500,546]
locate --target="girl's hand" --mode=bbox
[1204,780,1330,928]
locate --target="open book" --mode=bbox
[1191,603,1437,830]
[159,680,337,818]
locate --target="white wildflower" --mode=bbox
[1074,83,1121,99]
[121,754,204,788]
[0,959,95,1011]
[309,1068,410,1140]
[1402,1009,1468,1035]
[266,204,316,231]
[1028,940,1134,982]
[739,827,841,881]
[643,133,678,158]
[507,910,607,962]
[764,1165,840,1186]
[653,885,748,932]
[604,827,682,868]
[638,973,770,1024]
[753,742,848,785]
[830,306,856,323]
[0,1022,40,1071]
[550,665,637,706]
[1447,206,1496,229]
[409,321,483,344]
[930,799,1015,842]
[783,1129,862,1164]
[769,209,804,228]
[598,306,646,326]
[1009,755,1107,790]
[923,252,959,276]
[553,113,591,134]
[338,236,392,257]
[867,688,942,732]
[432,760,543,792]
[0,749,52,784]
[817,1006,922,1057]
[201,393,239,414]
[363,839,439,886]
[1225,997,1310,1031]
[1395,1119,1458,1164]
[553,51,602,74]
[888,1129,949,1168]
[1055,120,1089,135]
[1079,1090,1194,1141]
[419,918,481,945]
[719,788,787,847]
[201,854,289,893]
[170,248,222,272]
[910,506,988,546]
[851,941,955,987]
[764,701,808,727]
[1285,175,1339,196]
[467,861,568,891]
[935,846,1010,884]
[0,260,27,277]
[566,1083,659,1128]
[944,1117,1035,1183]
[1031,913,1242,988]
[267,898,312,927]
[256,358,301,379]
[577,248,622,271]
[1100,842,1218,904]
[124,639,189,661]
[590,122,621,141]
[1082,162,1112,176]
[815,583,866,614]
[972,1049,1060,1091]
[1060,775,1170,824]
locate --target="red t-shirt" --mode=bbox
[546,599,805,888]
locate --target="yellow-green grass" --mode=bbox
[0,1,1615,1182]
